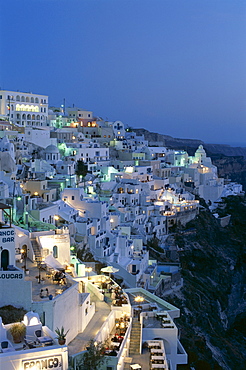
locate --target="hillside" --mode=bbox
[133,128,246,190]
[133,128,246,158]
[165,196,246,370]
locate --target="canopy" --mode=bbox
[101,266,119,274]
[45,254,65,271]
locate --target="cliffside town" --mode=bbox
[0,89,244,370]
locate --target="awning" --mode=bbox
[45,255,65,271]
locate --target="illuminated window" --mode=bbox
[53,245,58,258]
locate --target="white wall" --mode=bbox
[0,279,32,310]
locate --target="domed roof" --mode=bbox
[195,145,206,154]
[44,144,59,154]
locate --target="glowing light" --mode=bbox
[34,192,38,196]
[54,215,59,221]
[30,317,39,326]
[134,296,144,303]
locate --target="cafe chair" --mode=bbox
[35,330,53,346]
[1,341,8,349]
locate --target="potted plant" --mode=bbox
[55,326,69,345]
[9,322,26,343]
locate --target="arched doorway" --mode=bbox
[1,249,9,270]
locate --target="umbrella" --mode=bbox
[101,266,119,274]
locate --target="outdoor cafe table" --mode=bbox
[149,343,161,349]
[111,342,121,349]
[150,348,164,355]
[37,336,53,346]
[151,356,165,361]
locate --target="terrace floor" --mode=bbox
[124,348,151,370]
[15,258,73,302]
[68,293,111,356]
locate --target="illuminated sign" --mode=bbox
[0,229,15,243]
[22,355,62,369]
[0,273,23,279]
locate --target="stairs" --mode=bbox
[31,238,42,262]
[129,318,141,355]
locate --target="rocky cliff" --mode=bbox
[133,128,246,190]
[164,196,246,370]
[133,128,246,158]
[211,156,246,191]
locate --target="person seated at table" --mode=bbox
[109,349,117,356]
[53,272,60,283]
[111,336,118,342]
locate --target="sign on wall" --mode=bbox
[22,355,62,369]
[0,228,15,244]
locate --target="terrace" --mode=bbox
[15,258,74,302]
[0,312,69,369]
[125,288,180,318]
[0,312,60,354]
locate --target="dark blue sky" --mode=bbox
[1,0,246,144]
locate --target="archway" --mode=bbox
[1,249,9,270]
[153,337,171,354]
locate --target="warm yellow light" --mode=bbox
[34,192,38,196]
[110,219,114,223]
[135,296,144,303]
[85,267,92,273]
[54,215,59,221]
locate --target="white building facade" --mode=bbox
[0,90,48,127]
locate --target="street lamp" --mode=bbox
[36,257,43,284]
[131,245,134,257]
[21,248,27,272]
[134,296,144,303]
[85,267,92,279]
[54,215,59,227]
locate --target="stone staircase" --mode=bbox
[129,318,141,356]
[30,238,42,262]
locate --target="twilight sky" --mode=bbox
[1,0,246,145]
